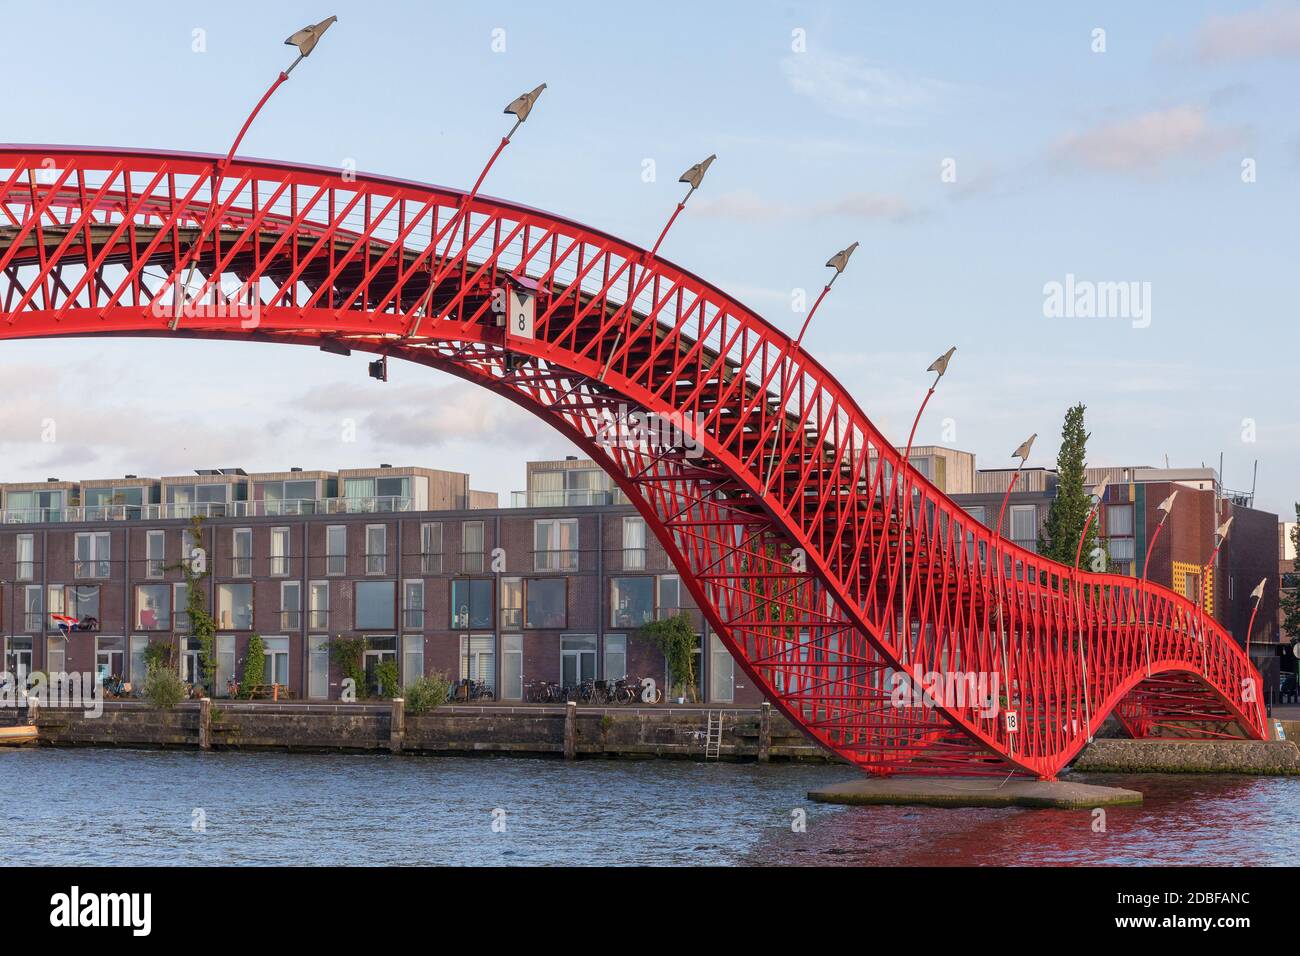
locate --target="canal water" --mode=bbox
[0,749,1294,865]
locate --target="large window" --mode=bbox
[622,517,646,570]
[6,489,64,522]
[610,577,655,628]
[500,577,523,629]
[365,525,387,575]
[15,534,33,582]
[534,518,578,571]
[217,583,253,630]
[402,580,424,630]
[75,531,111,579]
[326,525,347,575]
[259,479,318,515]
[66,585,100,629]
[135,584,171,631]
[420,522,443,574]
[343,475,410,511]
[525,578,566,628]
[355,581,397,630]
[451,579,493,629]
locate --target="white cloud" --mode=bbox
[1196,6,1300,62]
[780,51,951,124]
[1049,106,1244,173]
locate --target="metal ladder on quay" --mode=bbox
[705,710,723,760]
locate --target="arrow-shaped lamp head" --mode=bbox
[678,154,716,193]
[1012,433,1036,462]
[1157,489,1178,521]
[1090,474,1110,504]
[504,83,547,127]
[1215,515,1234,543]
[826,242,859,275]
[926,346,956,381]
[1251,577,1267,603]
[285,16,337,58]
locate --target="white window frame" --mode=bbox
[365,524,387,575]
[145,530,166,579]
[232,528,253,577]
[270,527,291,577]
[326,525,347,576]
[15,534,33,582]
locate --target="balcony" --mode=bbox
[509,489,616,508]
[0,496,414,525]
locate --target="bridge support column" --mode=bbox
[758,702,772,763]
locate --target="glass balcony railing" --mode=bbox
[0,496,414,524]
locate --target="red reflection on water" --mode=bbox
[754,774,1298,866]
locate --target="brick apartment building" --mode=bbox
[906,449,1282,687]
[0,460,757,706]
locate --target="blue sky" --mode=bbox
[0,1,1295,514]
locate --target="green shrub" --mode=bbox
[143,664,186,709]
[329,636,368,699]
[635,614,698,700]
[240,633,266,698]
[374,658,400,699]
[403,673,451,715]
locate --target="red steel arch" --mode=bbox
[0,145,1266,778]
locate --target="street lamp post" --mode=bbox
[1139,490,1179,676]
[171,16,338,329]
[894,347,956,665]
[593,154,716,383]
[1192,515,1233,672]
[407,84,547,338]
[1246,578,1268,646]
[994,433,1037,541]
[1070,475,1108,742]
[991,432,1034,751]
[761,243,857,495]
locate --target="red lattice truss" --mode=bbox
[0,146,1266,778]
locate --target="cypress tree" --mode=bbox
[1039,403,1099,568]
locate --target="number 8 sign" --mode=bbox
[507,285,535,340]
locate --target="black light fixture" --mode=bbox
[368,356,388,382]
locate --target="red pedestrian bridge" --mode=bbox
[0,146,1267,778]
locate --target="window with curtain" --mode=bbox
[622,517,646,570]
